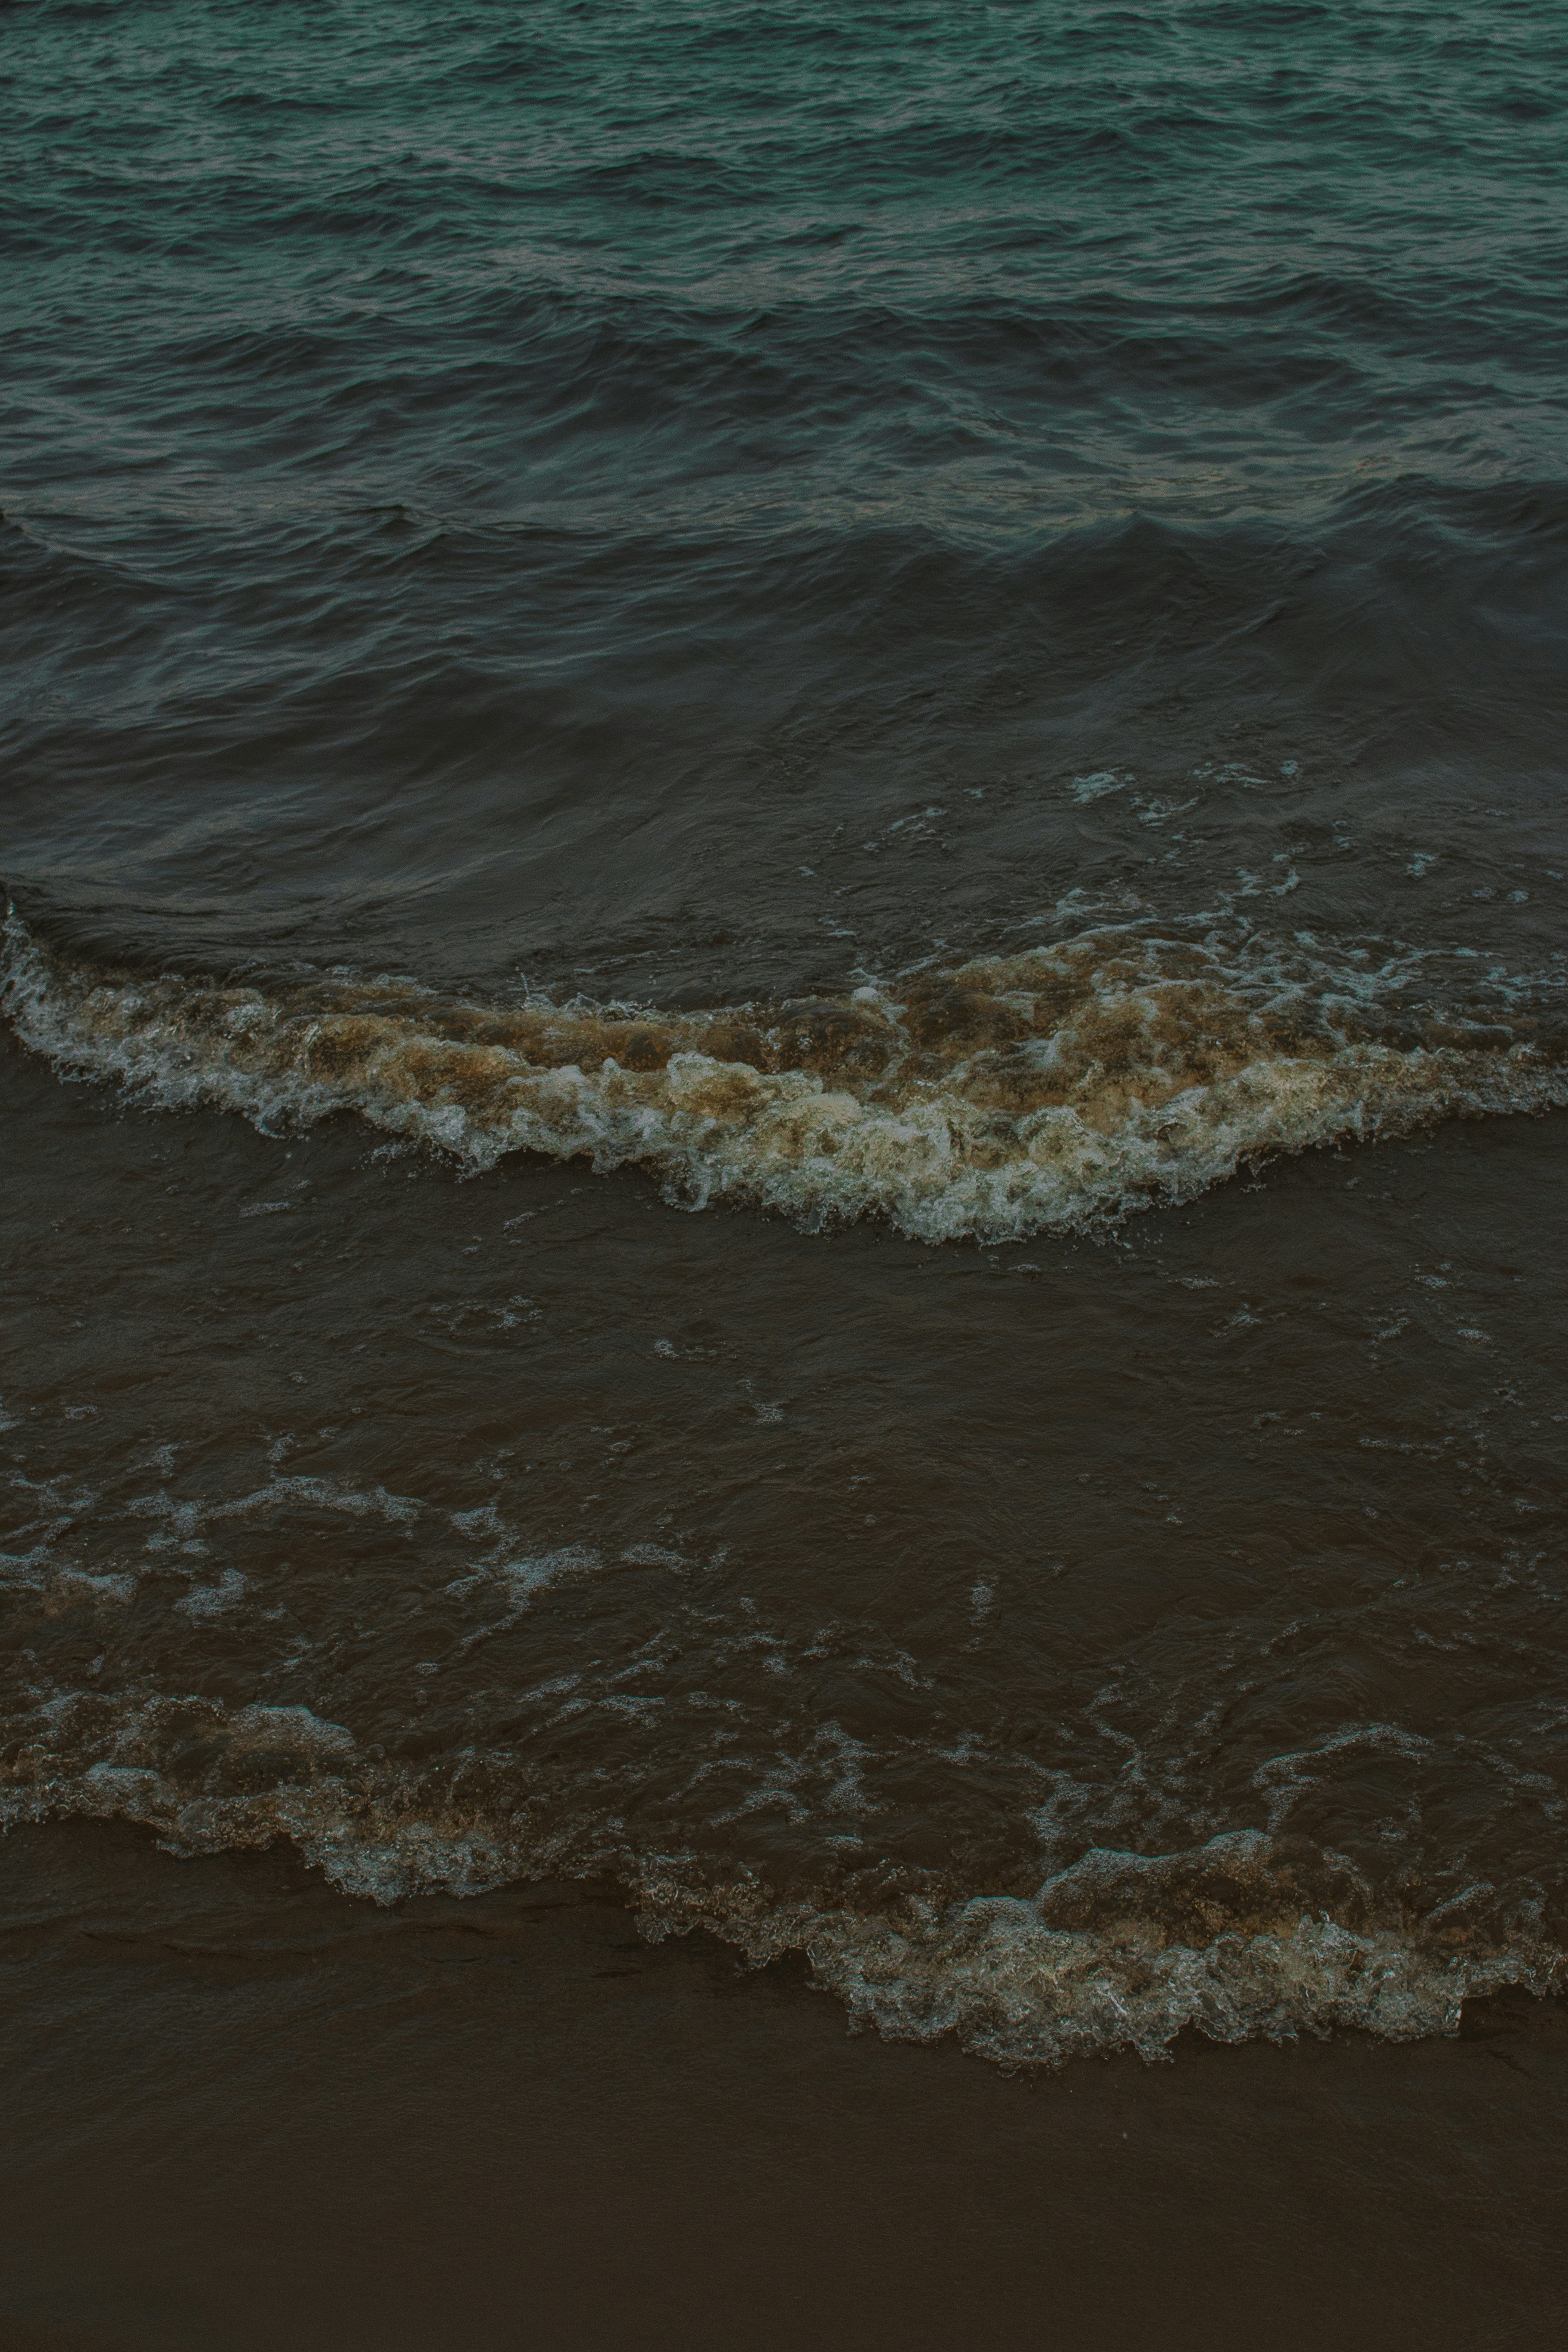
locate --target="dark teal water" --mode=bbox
[5,0,1567,987]
[3,0,1568,2110]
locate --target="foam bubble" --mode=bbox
[633,1828,1568,2067]
[5,912,1566,1240]
[3,1688,1563,2067]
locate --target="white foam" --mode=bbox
[501,1544,605,1605]
[175,1568,248,1617]
[5,910,1566,1243]
[634,1828,1568,2067]
[3,1693,1562,2067]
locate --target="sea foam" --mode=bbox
[5,911,1565,1242]
[3,1685,1561,2069]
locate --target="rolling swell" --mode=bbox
[6,914,1565,1241]
[6,478,1563,1012]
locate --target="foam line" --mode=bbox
[5,913,1565,1240]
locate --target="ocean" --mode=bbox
[3,1,1567,2340]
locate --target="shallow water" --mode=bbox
[2,1819,1565,2351]
[3,0,1567,2147]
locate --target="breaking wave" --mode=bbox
[4,912,1566,1241]
[2,1687,1562,2068]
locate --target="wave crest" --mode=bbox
[4,1695,1560,2068]
[4,913,1564,1240]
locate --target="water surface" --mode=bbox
[3,0,1567,2077]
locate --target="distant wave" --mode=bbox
[6,911,1566,1242]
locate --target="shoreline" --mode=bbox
[2,1818,1564,2351]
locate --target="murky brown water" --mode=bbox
[6,0,1568,2330]
[1,1819,1565,2350]
[5,1010,1566,2074]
